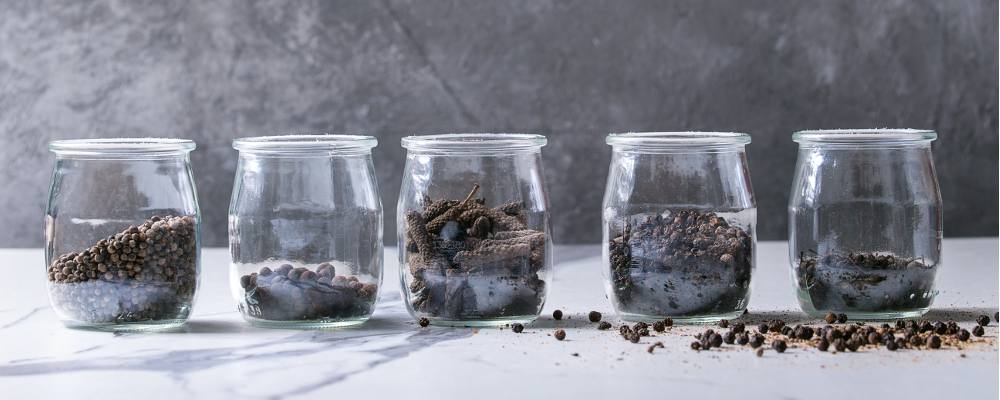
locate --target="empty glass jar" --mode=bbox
[398,134,552,326]
[45,139,201,331]
[603,132,756,323]
[789,129,942,319]
[229,135,383,328]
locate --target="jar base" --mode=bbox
[615,310,746,324]
[796,288,934,320]
[61,319,189,332]
[243,316,371,329]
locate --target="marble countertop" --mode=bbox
[1,239,997,399]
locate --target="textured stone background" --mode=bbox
[1,0,996,247]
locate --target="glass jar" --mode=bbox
[789,129,942,319]
[45,139,201,331]
[603,132,756,323]
[230,135,382,328]
[398,134,552,326]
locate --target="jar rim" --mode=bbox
[606,132,751,149]
[49,138,196,155]
[793,129,937,144]
[233,134,377,153]
[402,134,546,153]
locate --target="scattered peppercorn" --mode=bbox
[663,318,673,327]
[554,329,566,341]
[723,331,736,345]
[919,321,933,333]
[647,342,664,353]
[652,321,665,332]
[837,313,848,323]
[588,311,602,323]
[749,334,765,348]
[768,319,785,333]
[700,336,712,349]
[947,321,959,335]
[885,339,898,351]
[834,338,846,352]
[895,320,906,330]
[825,313,837,323]
[552,310,563,320]
[995,312,998,323]
[773,340,787,353]
[758,323,768,334]
[846,339,860,352]
[637,327,650,337]
[620,325,632,336]
[511,323,524,333]
[928,335,941,349]
[957,329,970,341]
[972,325,984,337]
[691,341,701,350]
[629,332,641,343]
[597,321,612,330]
[817,338,830,352]
[977,314,990,327]
[798,326,814,340]
[731,322,745,334]
[737,333,750,345]
[419,317,430,327]
[909,335,923,347]
[701,329,715,339]
[755,347,764,357]
[718,319,729,328]
[895,338,906,349]
[710,333,723,348]
[868,332,880,346]
[933,321,946,335]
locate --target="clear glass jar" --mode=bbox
[45,139,201,331]
[603,132,756,323]
[229,135,382,328]
[398,134,552,326]
[789,129,942,319]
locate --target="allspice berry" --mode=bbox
[825,313,838,324]
[554,329,566,341]
[588,311,602,323]
[552,309,563,320]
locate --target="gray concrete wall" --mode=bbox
[1,0,996,247]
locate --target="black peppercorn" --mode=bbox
[933,321,947,335]
[947,321,959,335]
[825,313,837,324]
[909,335,923,347]
[419,317,430,327]
[977,314,990,327]
[620,325,632,336]
[554,329,566,341]
[710,333,723,348]
[512,323,524,333]
[691,341,702,350]
[629,332,641,343]
[633,322,648,332]
[833,338,846,352]
[853,333,867,345]
[797,326,814,340]
[702,328,715,339]
[768,319,785,333]
[652,321,665,332]
[758,323,768,334]
[588,311,602,323]
[749,334,764,348]
[773,340,787,353]
[700,336,712,350]
[597,321,612,330]
[781,326,793,336]
[837,313,848,323]
[718,319,729,328]
[817,338,830,352]
[737,333,749,345]
[868,332,880,346]
[957,328,970,341]
[552,310,563,320]
[845,339,859,352]
[723,331,736,345]
[894,320,906,330]
[755,347,764,357]
[885,339,898,351]
[731,322,745,334]
[919,321,933,333]
[895,338,907,349]
[637,327,650,337]
[928,335,941,349]
[906,320,918,331]
[972,325,984,337]
[663,318,673,327]
[883,333,895,345]
[995,312,998,323]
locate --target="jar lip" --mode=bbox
[793,129,937,144]
[233,134,377,153]
[401,134,546,153]
[49,138,196,155]
[606,132,751,149]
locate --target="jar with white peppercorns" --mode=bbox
[45,139,201,331]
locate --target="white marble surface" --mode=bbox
[0,240,997,399]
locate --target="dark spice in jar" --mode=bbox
[796,252,936,312]
[554,329,566,341]
[588,311,602,322]
[552,310,563,320]
[608,211,753,317]
[240,262,377,321]
[405,184,548,320]
[46,216,198,324]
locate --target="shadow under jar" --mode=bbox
[789,129,942,320]
[398,134,552,327]
[603,132,756,323]
[229,135,383,328]
[45,139,201,332]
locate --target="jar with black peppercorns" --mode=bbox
[230,135,382,328]
[789,129,942,319]
[45,139,201,331]
[398,134,552,326]
[603,133,756,323]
